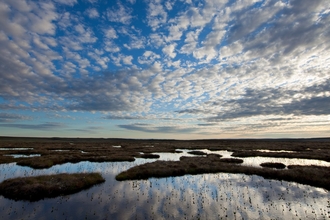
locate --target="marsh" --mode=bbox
[0,137,329,219]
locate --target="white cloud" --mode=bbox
[146,0,168,30]
[107,2,133,24]
[148,33,165,48]
[138,51,161,65]
[1,0,330,138]
[220,41,243,58]
[165,1,174,10]
[104,27,117,39]
[72,24,97,43]
[179,28,201,54]
[123,34,146,49]
[53,0,77,6]
[162,43,177,58]
[4,0,32,12]
[104,40,120,52]
[57,12,71,28]
[122,55,133,65]
[33,35,50,50]
[86,8,99,18]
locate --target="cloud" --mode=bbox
[127,0,136,4]
[0,113,31,122]
[104,27,117,39]
[162,43,177,58]
[69,126,103,133]
[118,123,199,134]
[0,122,65,130]
[0,0,330,138]
[146,0,168,30]
[85,8,99,18]
[54,0,77,6]
[123,35,146,50]
[175,109,205,114]
[138,51,160,65]
[103,115,144,120]
[204,80,330,121]
[106,2,133,24]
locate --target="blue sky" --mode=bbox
[0,0,329,139]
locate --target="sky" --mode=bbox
[0,0,329,139]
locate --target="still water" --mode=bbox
[0,153,329,219]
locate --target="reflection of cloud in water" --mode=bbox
[0,148,33,150]
[146,149,330,168]
[0,161,329,219]
[242,156,330,168]
[3,154,41,158]
[255,149,296,153]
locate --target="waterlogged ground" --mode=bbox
[0,158,329,219]
[159,149,330,168]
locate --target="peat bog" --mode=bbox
[0,137,329,219]
[0,173,105,201]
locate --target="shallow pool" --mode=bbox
[0,159,329,219]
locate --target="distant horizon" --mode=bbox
[1,0,329,139]
[1,136,330,141]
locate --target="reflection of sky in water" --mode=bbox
[0,161,329,219]
[255,149,296,153]
[242,156,330,168]
[3,154,41,158]
[150,149,330,168]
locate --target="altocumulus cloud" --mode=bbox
[0,122,65,131]
[118,124,199,134]
[0,0,329,138]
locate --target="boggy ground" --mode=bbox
[0,137,330,191]
[0,173,105,201]
[116,154,330,191]
[1,137,330,169]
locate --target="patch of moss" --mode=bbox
[187,151,208,155]
[219,158,243,163]
[116,155,330,191]
[260,162,286,169]
[0,173,105,201]
[140,154,160,159]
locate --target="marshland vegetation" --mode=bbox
[0,137,329,219]
[0,173,105,201]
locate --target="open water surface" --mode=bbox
[0,150,329,219]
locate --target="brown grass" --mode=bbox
[139,154,160,159]
[1,137,329,190]
[1,137,329,167]
[219,158,243,163]
[260,162,286,169]
[116,154,330,190]
[231,150,330,162]
[187,151,208,155]
[0,173,105,201]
